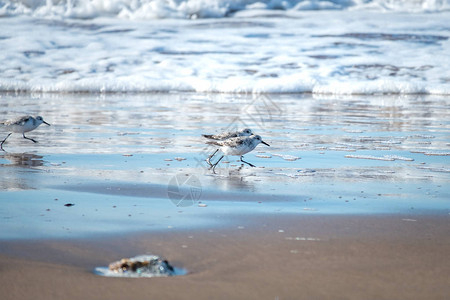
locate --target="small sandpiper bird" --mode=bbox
[206,134,270,172]
[1,115,51,150]
[203,128,254,167]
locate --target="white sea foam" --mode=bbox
[1,1,449,19]
[271,153,301,161]
[0,1,449,94]
[345,155,394,161]
[424,152,450,156]
[345,154,415,161]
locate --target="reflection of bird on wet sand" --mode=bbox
[0,152,44,167]
[0,152,45,191]
[1,115,51,150]
[211,171,256,191]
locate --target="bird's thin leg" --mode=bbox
[23,133,37,143]
[240,155,255,167]
[1,133,12,151]
[206,149,219,167]
[211,155,224,173]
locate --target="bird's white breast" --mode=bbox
[221,142,256,156]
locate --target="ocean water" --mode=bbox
[1,0,450,94]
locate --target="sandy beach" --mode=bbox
[0,92,449,299]
[1,215,449,300]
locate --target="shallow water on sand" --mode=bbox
[0,93,449,239]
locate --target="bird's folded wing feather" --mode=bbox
[4,116,30,126]
[206,140,222,146]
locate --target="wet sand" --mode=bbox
[1,214,449,300]
[0,93,449,299]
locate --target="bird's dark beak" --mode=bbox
[43,121,51,126]
[262,140,270,146]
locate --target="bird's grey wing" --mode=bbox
[203,131,236,140]
[227,132,239,138]
[202,134,216,139]
[4,116,31,126]
[206,140,223,146]
[235,138,246,145]
[222,137,246,147]
[213,132,231,140]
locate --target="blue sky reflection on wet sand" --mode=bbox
[0,93,448,239]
